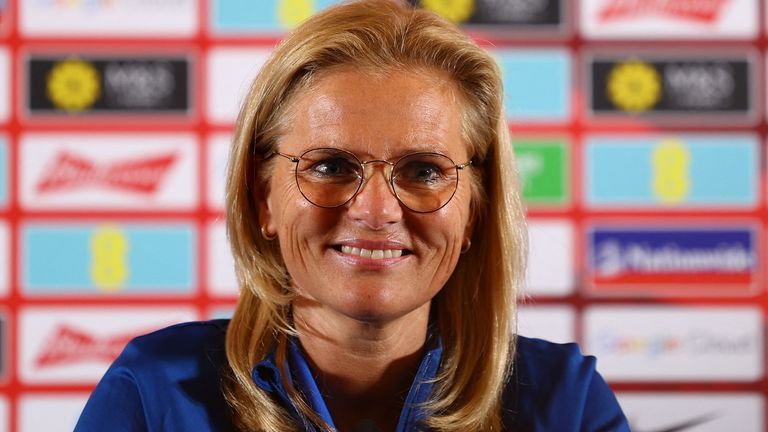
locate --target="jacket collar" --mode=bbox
[252,330,443,431]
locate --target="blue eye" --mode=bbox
[306,157,360,179]
[397,161,446,185]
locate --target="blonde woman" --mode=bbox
[76,1,629,431]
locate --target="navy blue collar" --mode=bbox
[252,333,443,431]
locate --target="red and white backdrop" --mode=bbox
[0,0,766,430]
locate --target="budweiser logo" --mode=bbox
[598,0,728,23]
[35,324,145,368]
[36,150,177,194]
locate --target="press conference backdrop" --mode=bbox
[0,0,766,431]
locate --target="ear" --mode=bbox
[253,159,277,239]
[463,199,476,242]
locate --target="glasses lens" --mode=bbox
[392,153,459,212]
[295,148,363,207]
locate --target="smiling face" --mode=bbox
[259,67,474,323]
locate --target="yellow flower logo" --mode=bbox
[421,0,474,24]
[46,59,101,112]
[606,60,661,113]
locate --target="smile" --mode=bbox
[340,245,404,259]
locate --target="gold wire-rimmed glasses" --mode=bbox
[267,147,472,213]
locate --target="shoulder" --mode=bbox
[107,319,230,383]
[504,336,630,431]
[514,336,597,387]
[121,319,229,361]
[76,320,234,431]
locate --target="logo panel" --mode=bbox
[0,48,8,122]
[584,306,763,381]
[411,0,563,31]
[0,136,7,208]
[20,0,197,37]
[0,395,6,432]
[527,219,574,296]
[0,223,8,297]
[588,53,754,123]
[580,0,757,39]
[26,54,191,116]
[587,225,759,295]
[0,0,8,36]
[585,134,758,209]
[21,222,197,295]
[0,311,6,380]
[517,305,575,343]
[20,133,198,210]
[19,306,198,384]
[514,137,569,206]
[210,0,343,34]
[207,48,272,124]
[618,392,764,432]
[18,394,90,432]
[492,49,571,123]
[207,221,238,297]
[207,134,229,211]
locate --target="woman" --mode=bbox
[75,1,629,431]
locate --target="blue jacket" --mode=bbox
[74,320,630,431]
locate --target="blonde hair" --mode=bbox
[224,1,527,430]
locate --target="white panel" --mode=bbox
[618,392,764,432]
[207,134,230,211]
[19,307,198,384]
[208,221,238,297]
[207,48,272,124]
[580,0,758,39]
[584,306,763,381]
[19,394,89,432]
[517,305,576,344]
[20,0,198,37]
[525,219,574,296]
[20,133,199,210]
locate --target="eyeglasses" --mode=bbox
[267,147,472,213]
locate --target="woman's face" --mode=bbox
[260,67,474,323]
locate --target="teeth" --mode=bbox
[340,245,404,259]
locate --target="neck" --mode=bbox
[292,298,431,431]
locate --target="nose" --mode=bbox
[346,162,403,229]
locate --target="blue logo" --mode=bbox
[23,223,196,294]
[588,226,756,290]
[586,134,757,208]
[491,49,571,122]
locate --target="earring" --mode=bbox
[261,226,277,241]
[461,239,471,254]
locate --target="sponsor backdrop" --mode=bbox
[0,0,766,430]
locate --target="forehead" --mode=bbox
[281,66,468,159]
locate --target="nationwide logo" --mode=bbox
[589,227,756,287]
[35,150,177,194]
[598,0,728,24]
[35,324,139,368]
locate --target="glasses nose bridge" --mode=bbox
[360,159,396,183]
[355,158,398,200]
